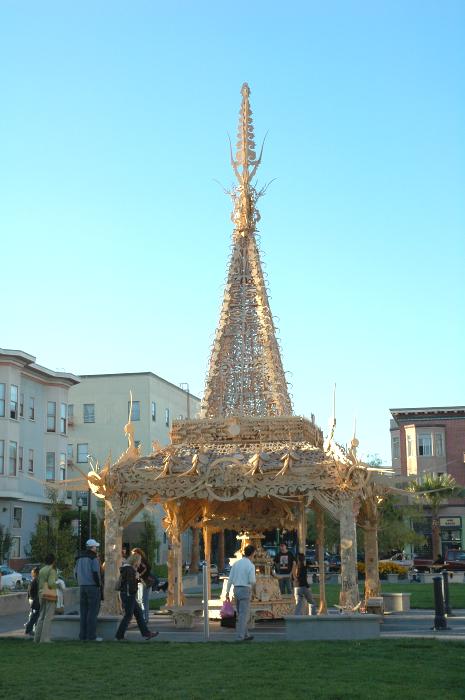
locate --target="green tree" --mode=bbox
[28,489,77,576]
[376,494,425,555]
[307,509,339,551]
[0,525,13,563]
[136,511,160,566]
[408,473,464,560]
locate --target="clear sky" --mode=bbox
[1,1,464,463]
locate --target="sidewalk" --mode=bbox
[2,608,465,642]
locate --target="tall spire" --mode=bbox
[201,83,293,419]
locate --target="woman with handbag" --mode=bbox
[34,553,58,643]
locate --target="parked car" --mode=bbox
[379,553,414,570]
[328,554,341,572]
[0,565,23,590]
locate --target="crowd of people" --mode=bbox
[27,539,164,643]
[26,539,313,644]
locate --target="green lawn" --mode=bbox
[158,582,465,611]
[1,639,464,699]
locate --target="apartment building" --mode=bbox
[390,406,465,552]
[67,372,201,562]
[0,349,79,564]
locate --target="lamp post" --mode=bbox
[77,497,83,551]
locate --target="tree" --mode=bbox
[0,525,12,563]
[136,511,160,566]
[28,489,77,576]
[408,473,464,560]
[306,509,339,552]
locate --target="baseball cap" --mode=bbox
[86,539,100,548]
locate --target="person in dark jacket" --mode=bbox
[131,547,151,624]
[74,538,102,641]
[292,553,313,615]
[115,553,158,641]
[25,566,40,636]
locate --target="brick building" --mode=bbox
[390,406,465,553]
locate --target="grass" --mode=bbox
[161,582,465,611]
[1,638,464,699]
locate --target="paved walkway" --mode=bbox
[2,608,465,642]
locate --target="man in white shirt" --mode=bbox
[225,544,256,642]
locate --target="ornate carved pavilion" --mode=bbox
[88,83,380,616]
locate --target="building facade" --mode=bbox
[68,372,200,562]
[0,349,79,565]
[390,406,465,553]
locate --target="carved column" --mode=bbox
[359,494,381,600]
[315,503,327,614]
[217,530,225,572]
[102,495,123,615]
[190,527,200,574]
[339,497,360,610]
[297,500,307,554]
[166,540,175,607]
[203,525,212,602]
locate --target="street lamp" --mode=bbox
[77,497,83,551]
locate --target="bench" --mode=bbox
[50,614,120,641]
[284,614,381,641]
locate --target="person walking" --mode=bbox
[25,566,40,636]
[131,547,151,624]
[34,554,57,643]
[274,543,295,594]
[115,553,158,641]
[74,538,102,642]
[293,553,313,615]
[225,545,256,642]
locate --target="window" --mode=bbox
[418,434,432,456]
[8,441,17,476]
[0,383,5,416]
[18,446,23,471]
[78,492,88,507]
[151,401,157,422]
[59,452,66,482]
[83,403,95,423]
[434,433,444,457]
[407,435,412,457]
[28,449,34,473]
[10,385,18,419]
[20,393,24,417]
[165,408,170,427]
[67,444,73,464]
[392,436,400,460]
[0,440,4,475]
[28,396,35,420]
[68,404,74,423]
[60,403,67,433]
[13,507,22,528]
[47,401,56,432]
[10,536,20,558]
[77,444,89,463]
[128,401,140,421]
[46,452,55,481]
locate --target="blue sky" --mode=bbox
[1,1,464,462]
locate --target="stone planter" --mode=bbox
[284,614,380,641]
[50,614,119,641]
[382,592,411,612]
[387,574,399,583]
[0,591,28,615]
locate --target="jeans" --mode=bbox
[116,592,150,639]
[279,576,292,594]
[137,581,150,624]
[79,585,101,641]
[34,599,55,643]
[234,586,251,641]
[25,607,40,634]
[294,586,313,615]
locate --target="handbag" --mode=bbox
[42,582,57,602]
